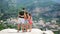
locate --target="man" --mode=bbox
[17,11,25,32]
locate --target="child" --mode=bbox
[28,13,33,32]
[23,11,28,32]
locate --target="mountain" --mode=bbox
[1,0,60,20]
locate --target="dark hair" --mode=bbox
[29,13,31,19]
[19,11,24,15]
[25,12,28,18]
[25,12,28,14]
[29,13,31,16]
[22,8,25,10]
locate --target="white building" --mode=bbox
[38,18,45,27]
[51,20,56,24]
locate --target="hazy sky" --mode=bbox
[17,0,60,4]
[52,0,60,3]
